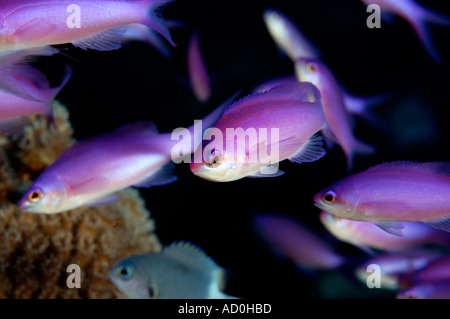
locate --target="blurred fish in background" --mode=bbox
[187,31,211,103]
[360,0,450,62]
[320,211,450,254]
[253,213,345,270]
[355,249,446,290]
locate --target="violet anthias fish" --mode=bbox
[187,31,211,103]
[361,0,450,62]
[0,65,71,134]
[0,46,59,100]
[18,100,228,214]
[190,83,327,182]
[314,161,450,236]
[320,211,450,253]
[295,58,375,170]
[263,8,320,62]
[254,213,345,270]
[355,249,444,290]
[0,0,176,53]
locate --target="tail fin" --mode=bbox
[40,66,72,127]
[142,0,176,47]
[346,138,376,173]
[407,5,450,62]
[343,92,392,131]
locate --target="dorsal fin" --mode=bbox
[365,161,450,177]
[163,241,220,274]
[223,82,320,115]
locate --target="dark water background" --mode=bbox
[35,0,450,298]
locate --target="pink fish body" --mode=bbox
[320,212,450,253]
[190,83,327,182]
[0,65,71,134]
[187,31,211,103]
[254,213,344,270]
[295,58,375,170]
[314,161,450,235]
[361,0,450,62]
[0,0,175,52]
[19,99,229,214]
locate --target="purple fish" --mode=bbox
[190,83,327,182]
[0,0,175,53]
[295,58,375,170]
[254,213,345,270]
[396,280,450,299]
[18,100,229,214]
[263,8,320,61]
[314,161,450,236]
[361,0,450,62]
[252,75,390,130]
[320,211,450,253]
[187,31,211,103]
[401,255,450,286]
[0,46,59,100]
[0,65,71,134]
[355,249,444,290]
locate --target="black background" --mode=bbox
[35,0,450,298]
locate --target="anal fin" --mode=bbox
[288,133,326,164]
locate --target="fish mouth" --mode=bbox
[18,203,33,213]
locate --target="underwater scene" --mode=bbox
[0,0,449,300]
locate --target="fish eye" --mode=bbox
[28,188,44,202]
[306,62,317,73]
[116,265,134,280]
[207,148,222,167]
[323,191,336,204]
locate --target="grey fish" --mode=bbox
[109,241,238,299]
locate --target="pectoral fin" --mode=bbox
[85,193,121,207]
[374,221,404,237]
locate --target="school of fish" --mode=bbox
[0,0,449,299]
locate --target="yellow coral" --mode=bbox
[0,102,161,298]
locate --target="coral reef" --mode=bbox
[0,102,161,298]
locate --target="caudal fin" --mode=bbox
[143,0,177,47]
[343,92,392,131]
[39,66,72,127]
[345,138,376,172]
[407,6,450,62]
